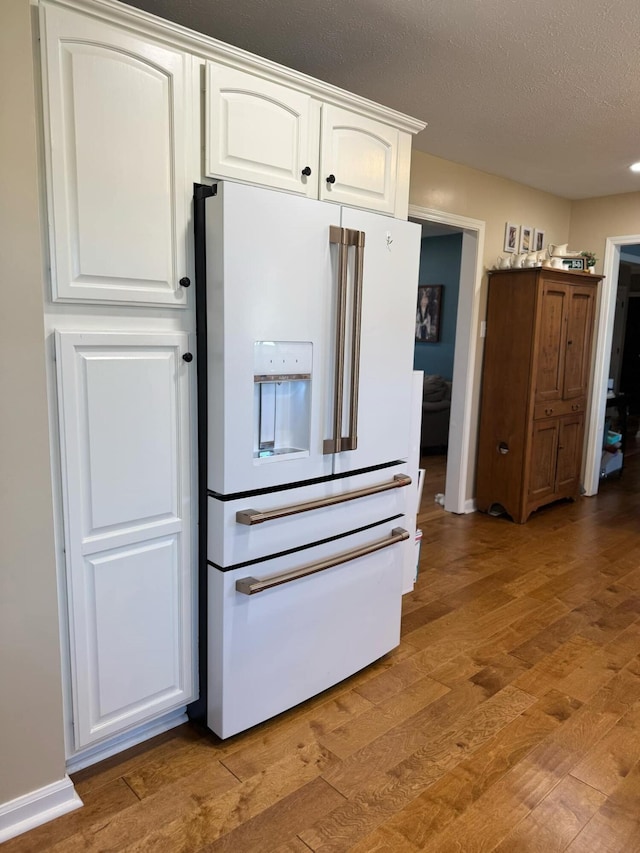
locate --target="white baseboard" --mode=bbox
[464,498,477,514]
[66,707,188,774]
[0,775,82,844]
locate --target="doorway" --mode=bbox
[413,223,462,506]
[408,205,485,514]
[584,234,640,495]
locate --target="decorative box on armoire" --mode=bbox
[476,266,601,523]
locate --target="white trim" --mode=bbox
[39,0,425,135]
[65,707,188,773]
[408,204,486,515]
[583,234,640,495]
[0,776,82,844]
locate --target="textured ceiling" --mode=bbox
[124,0,640,200]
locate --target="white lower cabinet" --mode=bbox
[55,330,195,749]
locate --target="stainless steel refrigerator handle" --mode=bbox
[344,229,365,451]
[235,527,410,595]
[324,226,349,455]
[236,473,411,525]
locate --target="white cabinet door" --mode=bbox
[55,331,195,748]
[40,4,192,306]
[206,64,319,197]
[320,105,399,214]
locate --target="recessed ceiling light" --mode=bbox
[630,162,640,172]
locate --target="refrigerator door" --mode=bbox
[206,182,340,494]
[331,208,421,474]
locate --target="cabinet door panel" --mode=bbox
[87,537,181,721]
[535,285,566,402]
[564,287,596,399]
[56,331,195,747]
[528,419,559,501]
[41,5,190,305]
[206,64,318,197]
[556,413,584,492]
[320,105,398,213]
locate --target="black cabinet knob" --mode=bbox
[182,353,193,363]
[179,277,191,288]
[301,166,312,177]
[326,174,336,184]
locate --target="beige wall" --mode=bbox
[570,192,640,272]
[409,150,573,500]
[0,0,66,804]
[409,150,573,268]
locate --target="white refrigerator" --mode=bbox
[195,181,420,738]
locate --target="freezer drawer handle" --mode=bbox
[235,526,410,595]
[235,473,412,525]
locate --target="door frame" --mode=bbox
[408,205,486,514]
[583,233,640,495]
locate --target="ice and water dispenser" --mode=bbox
[253,341,312,460]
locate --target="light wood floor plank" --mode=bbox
[12,452,640,852]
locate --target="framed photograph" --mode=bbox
[533,228,546,252]
[519,225,533,253]
[416,285,443,343]
[504,222,519,253]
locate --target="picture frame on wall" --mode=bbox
[519,225,533,253]
[416,285,443,343]
[534,228,546,252]
[504,222,519,253]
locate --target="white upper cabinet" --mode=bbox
[206,65,319,198]
[40,5,193,306]
[204,62,414,216]
[319,106,399,214]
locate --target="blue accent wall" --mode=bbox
[413,233,462,380]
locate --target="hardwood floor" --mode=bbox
[8,454,640,852]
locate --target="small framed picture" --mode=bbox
[520,225,533,253]
[415,285,443,343]
[504,222,519,253]
[533,228,546,252]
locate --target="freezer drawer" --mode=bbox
[207,520,407,738]
[208,463,410,568]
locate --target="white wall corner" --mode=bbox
[0,775,82,844]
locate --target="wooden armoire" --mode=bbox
[476,266,601,523]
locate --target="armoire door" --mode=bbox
[40,3,193,306]
[528,418,560,504]
[534,283,567,403]
[55,331,195,748]
[556,413,585,493]
[563,286,596,399]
